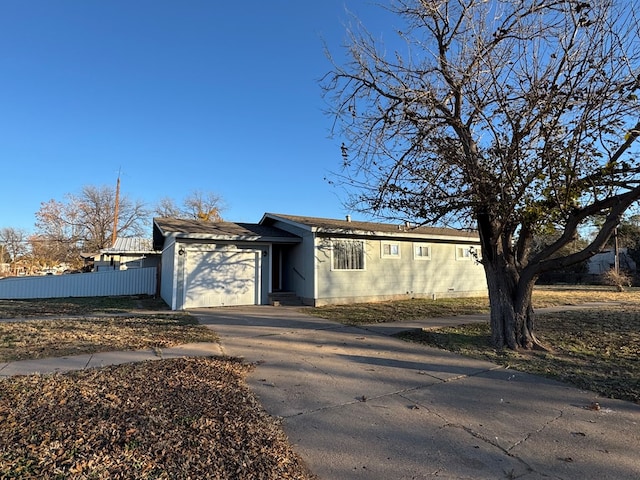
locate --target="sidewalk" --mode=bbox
[1,306,639,479]
[0,342,223,377]
[192,306,640,480]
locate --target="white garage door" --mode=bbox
[184,249,259,308]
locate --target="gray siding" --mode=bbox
[160,240,178,309]
[0,268,157,300]
[313,238,486,305]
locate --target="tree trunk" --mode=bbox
[483,260,540,350]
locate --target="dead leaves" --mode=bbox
[0,357,315,479]
[0,314,218,362]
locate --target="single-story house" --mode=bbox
[94,237,161,272]
[152,213,487,310]
[587,247,637,275]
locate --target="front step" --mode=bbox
[268,291,303,306]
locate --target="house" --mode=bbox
[94,237,161,272]
[587,247,637,275]
[153,213,487,310]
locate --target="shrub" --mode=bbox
[601,268,633,291]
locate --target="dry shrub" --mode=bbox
[601,268,633,291]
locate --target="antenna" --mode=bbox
[112,169,121,247]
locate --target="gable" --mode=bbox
[152,217,301,250]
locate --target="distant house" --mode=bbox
[152,213,487,310]
[587,247,637,275]
[95,237,161,272]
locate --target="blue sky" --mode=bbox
[0,1,397,233]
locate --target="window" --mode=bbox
[413,243,431,260]
[381,242,400,258]
[456,245,473,261]
[332,240,365,270]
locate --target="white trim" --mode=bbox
[331,239,366,271]
[381,241,401,259]
[456,245,473,261]
[413,243,432,260]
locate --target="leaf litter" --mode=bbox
[0,357,316,479]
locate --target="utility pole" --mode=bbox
[112,171,121,247]
[614,227,620,274]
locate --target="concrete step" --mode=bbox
[268,292,303,306]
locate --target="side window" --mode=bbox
[332,240,365,270]
[381,242,400,258]
[456,245,473,261]
[413,243,431,260]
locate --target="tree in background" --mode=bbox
[0,227,28,275]
[27,234,84,272]
[323,0,640,349]
[155,190,225,222]
[35,185,148,261]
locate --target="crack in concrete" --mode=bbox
[507,408,564,452]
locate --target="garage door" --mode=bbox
[184,249,259,308]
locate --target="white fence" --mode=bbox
[0,267,157,299]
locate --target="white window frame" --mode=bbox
[331,239,366,271]
[413,243,432,260]
[456,245,473,261]
[381,241,401,259]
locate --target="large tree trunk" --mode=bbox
[483,260,540,350]
[476,212,541,350]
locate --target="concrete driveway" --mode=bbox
[192,305,640,480]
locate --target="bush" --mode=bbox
[601,268,633,291]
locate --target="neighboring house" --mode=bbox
[587,247,637,275]
[94,237,161,272]
[153,213,487,310]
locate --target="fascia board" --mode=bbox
[172,232,301,243]
[316,229,480,243]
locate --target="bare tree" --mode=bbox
[35,185,148,257]
[323,0,640,349]
[155,190,225,222]
[0,227,28,275]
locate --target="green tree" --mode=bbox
[323,0,640,349]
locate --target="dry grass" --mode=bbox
[397,302,640,404]
[0,314,219,362]
[0,296,169,319]
[0,295,217,362]
[307,286,640,324]
[0,357,315,479]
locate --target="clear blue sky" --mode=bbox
[0,1,397,233]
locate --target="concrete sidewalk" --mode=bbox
[1,306,638,479]
[0,342,223,377]
[192,306,640,480]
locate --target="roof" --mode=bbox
[261,213,479,241]
[101,237,158,254]
[153,217,301,248]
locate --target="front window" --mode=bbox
[332,240,365,270]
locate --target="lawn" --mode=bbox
[310,286,640,404]
[0,296,218,362]
[306,286,640,324]
[0,296,315,479]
